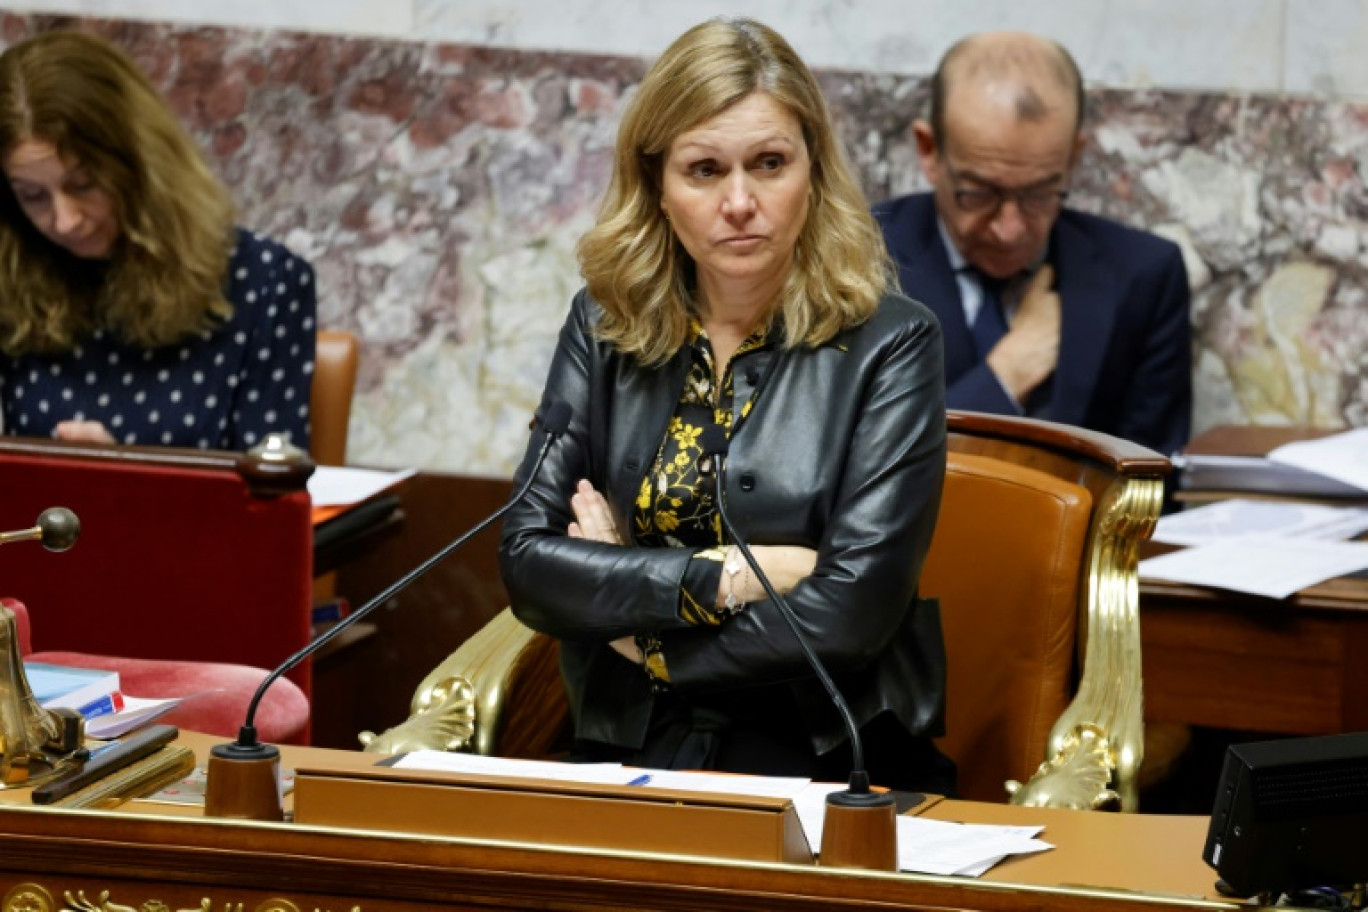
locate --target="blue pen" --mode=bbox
[627,773,652,786]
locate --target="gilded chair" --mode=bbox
[923,411,1168,810]
[362,411,1168,810]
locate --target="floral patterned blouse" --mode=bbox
[633,318,771,628]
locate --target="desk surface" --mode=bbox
[0,732,1244,912]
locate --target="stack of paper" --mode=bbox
[309,466,415,508]
[896,816,1052,876]
[84,695,183,739]
[790,785,1051,875]
[1267,429,1368,493]
[1142,498,1368,598]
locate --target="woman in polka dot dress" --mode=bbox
[0,31,315,451]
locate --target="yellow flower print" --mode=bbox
[673,422,702,447]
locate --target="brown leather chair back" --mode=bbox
[921,452,1091,802]
[311,330,360,467]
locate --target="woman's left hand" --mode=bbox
[53,420,116,444]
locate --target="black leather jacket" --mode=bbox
[500,289,947,755]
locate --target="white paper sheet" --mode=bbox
[1154,498,1368,547]
[896,817,1052,876]
[1139,536,1368,598]
[1267,428,1368,493]
[84,695,183,739]
[308,465,415,507]
[392,751,813,796]
[392,750,629,783]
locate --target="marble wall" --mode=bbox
[1,11,1366,472]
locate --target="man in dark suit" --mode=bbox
[875,31,1191,456]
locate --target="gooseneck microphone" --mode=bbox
[700,425,896,870]
[205,401,574,820]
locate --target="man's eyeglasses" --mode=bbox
[949,172,1069,218]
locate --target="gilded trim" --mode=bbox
[1011,475,1164,812]
[4,882,55,912]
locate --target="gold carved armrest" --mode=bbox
[946,411,1167,812]
[360,608,567,758]
[1014,469,1163,812]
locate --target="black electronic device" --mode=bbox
[1204,731,1368,898]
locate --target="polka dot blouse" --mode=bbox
[0,229,316,451]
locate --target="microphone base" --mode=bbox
[205,741,285,821]
[818,788,897,871]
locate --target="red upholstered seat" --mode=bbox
[4,598,308,745]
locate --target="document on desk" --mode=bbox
[895,817,1052,876]
[1267,428,1368,493]
[1140,536,1368,598]
[308,465,416,508]
[392,750,812,796]
[393,750,629,784]
[1153,498,1368,547]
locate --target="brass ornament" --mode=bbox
[0,510,86,789]
[359,675,475,754]
[61,892,243,912]
[3,881,56,912]
[1006,723,1120,810]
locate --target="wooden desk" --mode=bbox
[1144,424,1368,736]
[0,733,1245,912]
[1141,572,1368,735]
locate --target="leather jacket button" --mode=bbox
[745,367,760,385]
[739,473,756,491]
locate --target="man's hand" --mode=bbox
[985,264,1060,400]
[53,420,116,444]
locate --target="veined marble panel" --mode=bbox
[1,14,1365,474]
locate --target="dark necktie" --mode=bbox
[969,271,1010,360]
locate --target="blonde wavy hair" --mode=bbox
[578,17,891,365]
[0,30,236,355]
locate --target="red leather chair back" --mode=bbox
[0,440,314,697]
